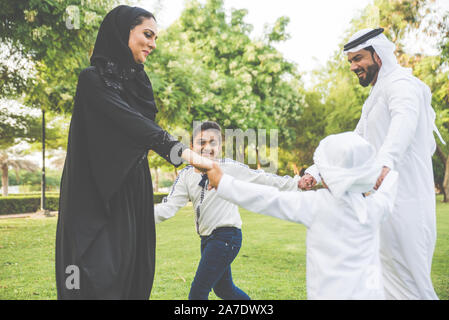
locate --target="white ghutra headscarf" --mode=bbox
[313,132,382,224]
[344,28,399,80]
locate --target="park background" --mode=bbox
[0,0,448,299]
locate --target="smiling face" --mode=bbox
[191,129,222,160]
[128,17,158,64]
[347,48,381,87]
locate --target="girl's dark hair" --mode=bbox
[130,12,156,30]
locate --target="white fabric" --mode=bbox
[314,132,382,224]
[307,30,440,299]
[154,158,300,236]
[216,169,399,300]
[304,164,322,184]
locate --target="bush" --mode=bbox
[0,195,59,215]
[159,179,175,188]
[0,193,169,215]
[17,185,60,193]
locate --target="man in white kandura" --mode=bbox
[300,28,444,300]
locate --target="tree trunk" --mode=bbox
[436,144,449,202]
[255,147,261,169]
[41,109,46,211]
[154,168,159,192]
[443,155,449,203]
[1,164,8,197]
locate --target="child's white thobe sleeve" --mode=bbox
[222,161,300,191]
[154,170,190,224]
[216,174,318,228]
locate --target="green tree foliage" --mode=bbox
[410,8,449,198]
[297,0,436,169]
[0,0,119,113]
[0,104,41,150]
[0,0,118,195]
[144,0,307,175]
[0,43,32,98]
[148,0,305,133]
[4,0,447,186]
[0,102,67,195]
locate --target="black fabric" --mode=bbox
[198,173,208,188]
[343,28,384,51]
[90,5,146,70]
[90,5,158,121]
[56,5,186,300]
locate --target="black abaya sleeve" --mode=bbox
[79,67,184,162]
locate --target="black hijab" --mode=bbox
[90,5,158,118]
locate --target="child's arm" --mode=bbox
[209,163,317,228]
[154,168,190,224]
[221,160,300,191]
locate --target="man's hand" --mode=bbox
[206,162,223,190]
[374,166,391,190]
[298,174,317,190]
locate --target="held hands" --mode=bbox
[181,149,214,172]
[180,149,223,190]
[297,167,391,191]
[298,173,317,190]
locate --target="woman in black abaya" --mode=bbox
[55,5,207,299]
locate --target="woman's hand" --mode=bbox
[181,149,214,172]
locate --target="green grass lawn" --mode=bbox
[0,200,448,300]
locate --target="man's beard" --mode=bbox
[355,61,380,87]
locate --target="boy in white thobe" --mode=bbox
[303,28,442,300]
[207,132,398,299]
